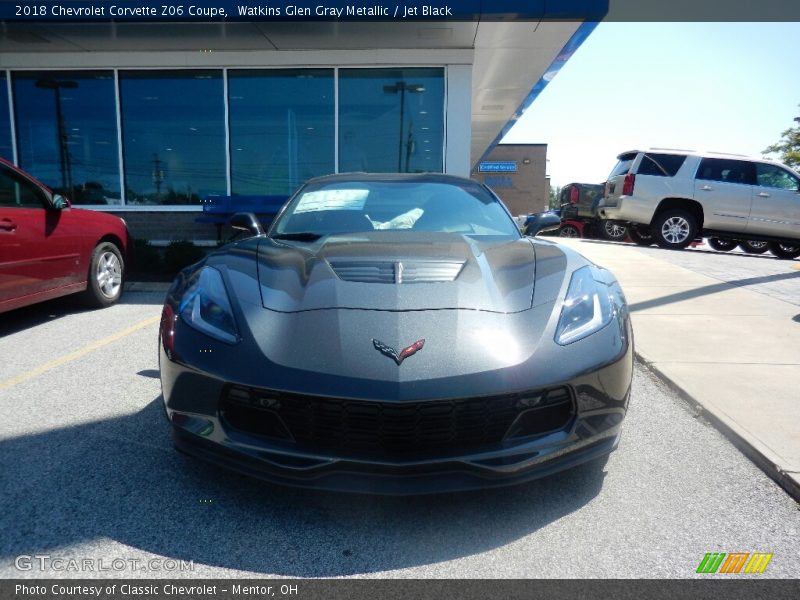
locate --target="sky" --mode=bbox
[503,22,800,189]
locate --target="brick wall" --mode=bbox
[471,144,549,216]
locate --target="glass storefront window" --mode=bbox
[12,71,120,205]
[120,70,226,205]
[0,73,12,162]
[339,68,444,174]
[229,69,334,196]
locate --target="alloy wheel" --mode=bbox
[660,216,691,245]
[96,251,122,299]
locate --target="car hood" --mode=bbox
[256,231,539,313]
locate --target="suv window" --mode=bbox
[0,165,47,208]
[755,163,800,191]
[609,153,637,178]
[637,153,687,177]
[696,158,756,186]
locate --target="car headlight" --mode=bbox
[555,266,614,345]
[178,266,239,344]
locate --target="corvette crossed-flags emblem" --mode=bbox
[372,338,425,365]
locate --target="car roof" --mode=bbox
[616,149,795,169]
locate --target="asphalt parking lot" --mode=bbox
[1,268,799,579]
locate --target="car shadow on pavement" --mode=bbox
[1,397,607,577]
[0,297,92,337]
[1,291,165,338]
[627,270,800,313]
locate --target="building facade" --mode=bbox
[0,19,597,242]
[472,144,550,216]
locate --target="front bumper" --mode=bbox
[173,424,622,494]
[161,326,632,494]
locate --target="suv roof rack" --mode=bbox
[705,151,750,158]
[647,147,696,153]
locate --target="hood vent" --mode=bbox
[328,260,464,284]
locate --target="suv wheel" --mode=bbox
[768,242,800,260]
[652,209,698,250]
[599,220,628,242]
[628,225,655,246]
[740,240,769,254]
[708,238,737,252]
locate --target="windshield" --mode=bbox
[270,179,520,238]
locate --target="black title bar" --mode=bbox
[2,0,800,22]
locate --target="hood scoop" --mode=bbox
[257,232,537,312]
[328,260,465,284]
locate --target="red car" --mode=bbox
[0,158,129,314]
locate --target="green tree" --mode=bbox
[548,185,561,209]
[762,107,800,169]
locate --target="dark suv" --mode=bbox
[560,182,627,241]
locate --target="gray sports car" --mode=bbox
[159,173,633,494]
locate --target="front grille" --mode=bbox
[328,260,464,284]
[220,385,574,458]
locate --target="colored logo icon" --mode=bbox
[696,552,773,574]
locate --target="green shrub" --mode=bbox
[131,238,161,274]
[164,240,206,273]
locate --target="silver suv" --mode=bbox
[599,149,800,259]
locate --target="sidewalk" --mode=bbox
[555,238,800,501]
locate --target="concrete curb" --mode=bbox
[635,351,800,503]
[124,282,171,293]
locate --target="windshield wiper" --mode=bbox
[271,232,323,241]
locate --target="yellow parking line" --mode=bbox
[793,263,800,271]
[0,315,160,392]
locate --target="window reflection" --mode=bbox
[120,70,226,205]
[12,71,120,204]
[6,67,448,207]
[229,69,334,196]
[0,74,11,161]
[339,68,444,173]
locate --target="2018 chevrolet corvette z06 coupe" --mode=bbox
[159,174,633,494]
[0,158,129,314]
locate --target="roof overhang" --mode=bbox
[0,15,602,167]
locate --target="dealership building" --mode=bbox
[0,9,599,242]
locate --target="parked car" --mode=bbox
[599,149,800,258]
[561,182,628,242]
[160,173,633,494]
[0,158,129,313]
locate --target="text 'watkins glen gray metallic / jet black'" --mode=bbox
[159,174,633,494]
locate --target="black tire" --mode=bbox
[708,238,737,252]
[628,225,655,246]
[768,242,800,260]
[598,220,628,242]
[558,224,581,238]
[739,240,769,254]
[84,242,125,308]
[652,209,698,250]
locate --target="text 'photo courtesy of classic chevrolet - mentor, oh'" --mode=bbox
[159,174,633,494]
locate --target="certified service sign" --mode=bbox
[479,161,518,173]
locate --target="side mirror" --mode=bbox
[523,212,561,237]
[229,212,265,237]
[51,194,69,210]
